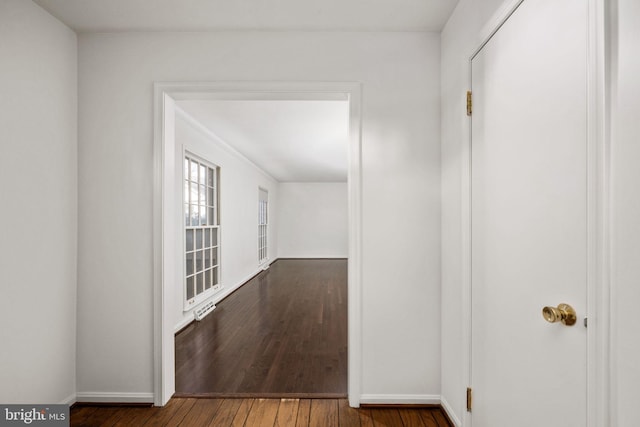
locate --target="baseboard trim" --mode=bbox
[75,392,154,404]
[174,316,195,334]
[59,393,76,406]
[440,396,462,427]
[174,267,267,334]
[276,257,348,260]
[359,394,441,405]
[360,403,440,408]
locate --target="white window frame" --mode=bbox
[258,188,268,266]
[183,151,221,311]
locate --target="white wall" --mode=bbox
[173,110,279,331]
[0,0,77,404]
[77,31,441,401]
[277,183,347,258]
[613,1,640,424]
[440,0,514,423]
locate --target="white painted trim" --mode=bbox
[154,81,363,408]
[592,1,614,426]
[275,256,348,259]
[470,0,525,61]
[152,88,168,407]
[587,0,612,426]
[441,396,462,427]
[59,393,76,406]
[170,91,349,102]
[175,263,274,333]
[174,312,195,334]
[175,105,277,182]
[359,394,441,405]
[207,269,261,306]
[462,1,611,426]
[75,392,154,404]
[181,151,221,312]
[347,84,363,409]
[258,187,269,266]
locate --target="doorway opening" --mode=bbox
[153,82,363,407]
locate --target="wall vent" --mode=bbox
[194,301,216,321]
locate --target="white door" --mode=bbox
[471,0,588,425]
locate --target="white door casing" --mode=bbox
[470,0,588,425]
[153,82,363,407]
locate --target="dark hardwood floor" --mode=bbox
[175,259,348,396]
[71,398,453,426]
[73,259,454,426]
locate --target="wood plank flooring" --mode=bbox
[71,399,453,426]
[175,259,348,396]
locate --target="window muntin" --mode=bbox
[184,154,219,308]
[258,188,268,265]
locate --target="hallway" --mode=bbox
[175,259,348,396]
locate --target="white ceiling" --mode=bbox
[177,100,350,182]
[31,0,459,182]
[33,0,459,32]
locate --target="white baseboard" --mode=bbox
[75,392,154,404]
[210,270,261,305]
[173,267,267,333]
[60,393,76,406]
[359,394,441,405]
[174,314,195,333]
[440,396,462,427]
[276,256,348,259]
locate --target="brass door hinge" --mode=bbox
[466,91,473,116]
[466,387,473,412]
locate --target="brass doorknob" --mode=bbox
[542,303,576,326]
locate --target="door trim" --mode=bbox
[152,81,363,407]
[461,1,611,426]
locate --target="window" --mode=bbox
[258,188,268,265]
[184,154,219,309]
